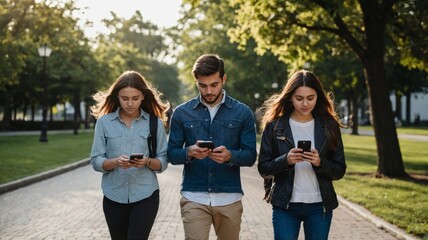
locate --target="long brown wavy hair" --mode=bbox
[260,70,343,150]
[90,70,170,123]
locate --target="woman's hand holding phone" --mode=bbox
[301,149,321,166]
[117,154,134,169]
[129,154,151,168]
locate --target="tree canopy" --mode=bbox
[227,0,427,177]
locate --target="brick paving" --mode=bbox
[0,164,415,240]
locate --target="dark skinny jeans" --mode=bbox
[103,190,159,240]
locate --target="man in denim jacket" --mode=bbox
[167,54,257,240]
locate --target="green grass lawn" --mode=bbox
[0,127,427,237]
[335,134,428,238]
[0,131,94,184]
[359,125,428,136]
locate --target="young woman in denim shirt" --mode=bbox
[90,70,169,240]
[258,70,346,240]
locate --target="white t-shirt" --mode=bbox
[289,118,322,203]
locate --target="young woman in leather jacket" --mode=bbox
[258,70,346,240]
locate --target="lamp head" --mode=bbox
[38,44,52,57]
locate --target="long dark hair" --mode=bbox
[91,70,169,122]
[261,70,343,150]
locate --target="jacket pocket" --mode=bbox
[105,131,123,157]
[184,121,202,141]
[219,120,241,143]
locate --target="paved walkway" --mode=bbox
[0,163,418,240]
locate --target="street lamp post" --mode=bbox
[38,44,52,142]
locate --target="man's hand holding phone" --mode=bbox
[207,145,231,164]
[187,140,213,159]
[189,140,226,160]
[198,141,215,150]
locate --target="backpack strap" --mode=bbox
[148,114,158,158]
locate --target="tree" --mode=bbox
[228,0,427,178]
[0,0,103,133]
[386,64,428,125]
[312,40,367,135]
[172,0,288,110]
[0,0,34,130]
[98,11,181,105]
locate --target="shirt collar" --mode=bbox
[199,89,226,108]
[110,107,148,121]
[192,89,228,109]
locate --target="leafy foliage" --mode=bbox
[173,0,288,110]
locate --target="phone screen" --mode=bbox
[297,140,311,152]
[130,154,144,160]
[198,141,215,150]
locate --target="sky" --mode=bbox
[72,0,183,39]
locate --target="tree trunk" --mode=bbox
[1,91,13,131]
[13,105,17,121]
[394,91,402,122]
[49,105,53,122]
[405,91,411,126]
[31,104,35,121]
[73,91,81,135]
[366,65,406,177]
[351,93,359,135]
[85,102,90,129]
[361,1,406,178]
[346,94,352,119]
[64,103,67,121]
[23,102,28,120]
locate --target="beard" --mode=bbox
[201,93,221,105]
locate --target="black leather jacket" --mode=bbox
[258,115,346,211]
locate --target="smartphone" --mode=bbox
[198,141,215,150]
[130,153,144,160]
[297,140,311,153]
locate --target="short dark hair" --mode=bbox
[192,54,225,79]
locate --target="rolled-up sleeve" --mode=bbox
[154,118,168,173]
[90,118,109,173]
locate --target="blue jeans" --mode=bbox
[272,202,332,240]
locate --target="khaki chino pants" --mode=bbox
[180,196,243,240]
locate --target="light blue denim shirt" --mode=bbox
[90,108,168,204]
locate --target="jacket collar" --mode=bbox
[190,90,232,109]
[273,112,327,149]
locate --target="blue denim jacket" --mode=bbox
[90,108,168,204]
[167,93,257,193]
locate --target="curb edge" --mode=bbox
[0,158,90,194]
[338,195,421,240]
